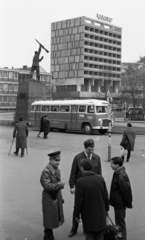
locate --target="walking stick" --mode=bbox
[26,146,28,154]
[8,138,14,155]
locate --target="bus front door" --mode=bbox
[70,105,78,130]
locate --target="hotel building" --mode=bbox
[51,16,122,99]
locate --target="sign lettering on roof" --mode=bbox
[96,14,113,23]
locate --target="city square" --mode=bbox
[0,126,145,240]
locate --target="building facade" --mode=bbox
[0,66,51,111]
[51,16,122,99]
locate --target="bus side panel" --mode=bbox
[70,105,78,130]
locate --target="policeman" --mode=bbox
[40,151,65,240]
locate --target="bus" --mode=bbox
[29,99,113,135]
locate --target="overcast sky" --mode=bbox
[1,0,145,72]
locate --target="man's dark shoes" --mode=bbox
[13,152,18,156]
[68,231,77,237]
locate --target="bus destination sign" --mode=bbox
[96,14,113,23]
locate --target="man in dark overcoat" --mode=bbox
[40,151,65,240]
[13,117,28,157]
[43,116,50,139]
[37,116,45,138]
[74,158,109,240]
[110,156,133,240]
[68,139,102,237]
[120,123,136,162]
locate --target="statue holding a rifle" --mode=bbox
[29,40,49,81]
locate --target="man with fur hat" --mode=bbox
[40,151,65,240]
[68,139,102,237]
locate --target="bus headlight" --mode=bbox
[98,118,103,126]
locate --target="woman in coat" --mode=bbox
[120,123,136,162]
[40,151,65,240]
[13,117,28,157]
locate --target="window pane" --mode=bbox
[8,96,13,102]
[3,96,8,102]
[13,84,18,91]
[96,106,106,113]
[88,105,95,113]
[51,105,59,112]
[79,105,86,112]
[9,72,14,79]
[12,96,17,102]
[4,71,8,78]
[3,84,8,91]
[42,106,50,111]
[9,84,13,90]
[0,71,3,78]
[14,72,18,79]
[60,105,70,112]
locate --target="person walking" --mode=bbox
[74,158,109,240]
[29,44,44,81]
[13,117,29,157]
[109,156,133,240]
[120,123,136,162]
[43,116,50,139]
[37,116,45,138]
[68,139,102,237]
[40,151,65,240]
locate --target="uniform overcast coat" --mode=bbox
[13,121,28,148]
[40,163,64,229]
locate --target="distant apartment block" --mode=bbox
[0,66,51,110]
[51,16,122,99]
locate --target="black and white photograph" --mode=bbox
[0,0,145,240]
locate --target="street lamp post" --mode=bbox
[106,103,112,161]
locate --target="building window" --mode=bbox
[0,71,3,78]
[3,96,8,102]
[8,96,13,102]
[14,72,18,79]
[13,84,18,91]
[3,84,8,91]
[9,84,13,90]
[13,96,17,102]
[4,71,8,78]
[9,72,14,79]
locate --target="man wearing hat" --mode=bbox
[40,151,65,240]
[68,139,102,237]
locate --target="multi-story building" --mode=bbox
[0,66,51,111]
[51,16,122,99]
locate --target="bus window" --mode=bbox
[88,105,95,113]
[42,106,50,111]
[96,106,106,113]
[79,105,86,112]
[31,105,35,111]
[36,105,41,111]
[51,105,59,112]
[60,105,70,112]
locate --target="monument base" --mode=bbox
[15,79,46,122]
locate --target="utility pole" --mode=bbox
[106,102,112,161]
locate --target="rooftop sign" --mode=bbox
[96,14,113,23]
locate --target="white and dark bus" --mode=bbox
[29,99,113,135]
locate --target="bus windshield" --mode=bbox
[96,106,106,113]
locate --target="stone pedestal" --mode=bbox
[15,79,46,122]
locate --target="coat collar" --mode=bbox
[82,171,95,176]
[115,166,126,175]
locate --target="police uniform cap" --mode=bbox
[48,151,61,159]
[84,139,94,148]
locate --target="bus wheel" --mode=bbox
[98,129,107,135]
[84,124,92,135]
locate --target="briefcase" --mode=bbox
[104,215,123,240]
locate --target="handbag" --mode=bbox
[104,215,123,240]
